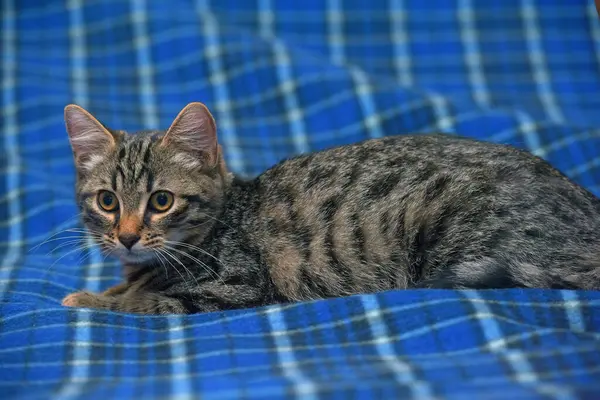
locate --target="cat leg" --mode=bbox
[414,258,519,289]
[102,282,130,296]
[61,291,190,314]
[60,282,130,310]
[62,280,271,314]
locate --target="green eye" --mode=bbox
[149,191,174,213]
[97,191,119,212]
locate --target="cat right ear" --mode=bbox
[162,102,219,167]
[64,104,117,170]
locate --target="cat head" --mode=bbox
[64,102,232,265]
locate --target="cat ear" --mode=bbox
[64,104,117,170]
[162,102,218,167]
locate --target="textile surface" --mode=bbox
[1,0,600,398]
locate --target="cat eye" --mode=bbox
[97,190,119,212]
[149,191,174,213]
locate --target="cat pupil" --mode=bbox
[157,194,167,206]
[104,194,113,205]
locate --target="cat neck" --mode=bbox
[171,174,260,265]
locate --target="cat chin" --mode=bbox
[115,250,156,265]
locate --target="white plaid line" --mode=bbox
[0,202,74,227]
[67,0,87,105]
[360,295,435,398]
[266,309,318,400]
[1,326,599,361]
[0,279,79,292]
[567,156,600,178]
[458,0,490,107]
[514,110,544,157]
[460,291,576,399]
[168,316,193,400]
[390,0,413,86]
[259,3,309,154]
[327,0,346,65]
[429,93,455,132]
[223,72,347,112]
[66,0,104,294]
[540,130,600,156]
[0,270,113,283]
[131,0,159,129]
[4,310,600,358]
[258,0,274,37]
[0,290,60,305]
[54,311,92,400]
[257,1,310,154]
[1,0,21,297]
[560,291,586,332]
[520,0,565,123]
[348,67,384,138]
[196,2,244,173]
[5,295,598,339]
[55,4,103,398]
[272,41,310,153]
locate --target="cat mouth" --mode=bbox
[114,248,156,264]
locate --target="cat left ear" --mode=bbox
[64,104,118,170]
[162,102,218,166]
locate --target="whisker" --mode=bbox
[42,233,104,256]
[102,247,116,262]
[75,248,94,266]
[45,239,90,255]
[185,220,211,229]
[152,249,169,280]
[28,213,87,252]
[164,240,227,269]
[29,230,86,252]
[156,248,190,287]
[168,250,199,285]
[46,242,98,273]
[190,213,234,229]
[31,230,103,254]
[159,247,202,291]
[163,244,223,284]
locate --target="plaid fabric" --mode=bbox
[2,0,600,398]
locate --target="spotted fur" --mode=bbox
[61,103,600,314]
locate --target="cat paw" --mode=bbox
[62,291,100,308]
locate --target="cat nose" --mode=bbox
[119,234,140,250]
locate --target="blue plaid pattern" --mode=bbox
[2,0,600,398]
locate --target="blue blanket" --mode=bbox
[2,1,600,398]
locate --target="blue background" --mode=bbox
[1,1,600,398]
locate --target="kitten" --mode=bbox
[61,102,600,314]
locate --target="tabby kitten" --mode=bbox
[61,102,600,314]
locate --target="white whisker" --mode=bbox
[187,213,234,230]
[163,244,223,284]
[152,249,170,280]
[156,248,189,284]
[164,240,228,270]
[46,242,98,273]
[29,227,86,252]
[45,238,90,255]
[159,247,202,291]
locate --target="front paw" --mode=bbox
[102,282,129,296]
[62,291,104,309]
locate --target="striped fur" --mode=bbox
[62,103,600,314]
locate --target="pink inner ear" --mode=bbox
[64,106,115,163]
[164,103,218,163]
